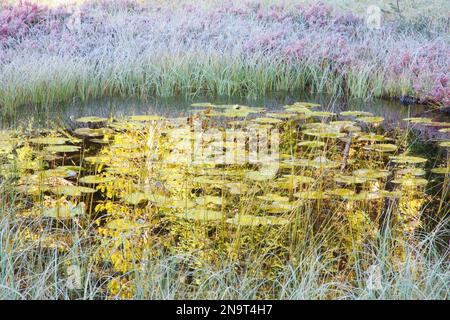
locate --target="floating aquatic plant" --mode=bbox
[1,98,449,300]
[76,116,108,123]
[43,202,85,220]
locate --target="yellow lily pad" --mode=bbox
[52,185,96,197]
[43,203,85,220]
[403,117,432,124]
[297,140,326,148]
[79,175,114,184]
[439,141,450,148]
[431,167,450,174]
[195,195,224,206]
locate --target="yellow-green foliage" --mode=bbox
[0,102,449,299]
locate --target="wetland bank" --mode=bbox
[0,0,449,300]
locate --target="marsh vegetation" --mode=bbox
[0,0,449,114]
[0,0,449,301]
[0,100,449,299]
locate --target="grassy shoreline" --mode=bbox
[0,1,449,113]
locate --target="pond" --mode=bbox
[0,94,449,299]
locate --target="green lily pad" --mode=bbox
[303,129,346,139]
[309,111,336,118]
[52,185,96,197]
[30,137,68,145]
[357,116,384,124]
[403,117,432,124]
[340,111,373,117]
[251,117,283,124]
[181,208,224,221]
[191,102,214,108]
[45,145,81,153]
[297,140,326,148]
[363,143,398,153]
[292,102,320,108]
[284,105,312,114]
[423,122,450,127]
[353,169,389,179]
[75,116,108,123]
[390,155,427,164]
[392,177,428,187]
[357,134,386,142]
[129,115,163,122]
[431,167,450,174]
[334,175,367,184]
[266,113,295,119]
[74,128,114,137]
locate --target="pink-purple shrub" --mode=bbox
[431,74,450,106]
[301,2,332,27]
[386,40,449,105]
[0,0,448,106]
[0,1,68,44]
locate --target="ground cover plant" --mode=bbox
[0,101,449,299]
[0,0,449,115]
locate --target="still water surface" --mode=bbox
[1,93,448,139]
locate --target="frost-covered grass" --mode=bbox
[1,198,448,300]
[0,1,448,112]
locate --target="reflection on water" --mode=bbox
[0,92,444,130]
